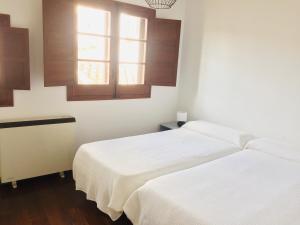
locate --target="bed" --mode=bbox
[124,138,300,225]
[73,120,252,220]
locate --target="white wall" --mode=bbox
[0,0,186,146]
[179,0,300,145]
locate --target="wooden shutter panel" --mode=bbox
[0,27,30,90]
[0,89,13,107]
[0,14,13,106]
[43,0,75,86]
[148,18,181,86]
[0,14,10,27]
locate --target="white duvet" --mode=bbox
[124,148,300,225]
[73,128,241,220]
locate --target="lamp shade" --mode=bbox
[145,0,177,9]
[177,112,188,122]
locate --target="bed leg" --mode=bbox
[12,181,17,189]
[59,172,65,178]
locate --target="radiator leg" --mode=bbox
[59,172,65,179]
[12,181,17,189]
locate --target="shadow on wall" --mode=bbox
[177,0,300,146]
[178,0,205,116]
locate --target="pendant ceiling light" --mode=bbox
[145,0,177,9]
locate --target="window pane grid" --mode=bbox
[77,5,111,36]
[119,63,145,85]
[78,59,110,63]
[77,5,111,85]
[118,62,146,65]
[120,13,148,40]
[78,34,110,61]
[78,61,110,85]
[119,39,147,63]
[120,37,147,42]
[118,13,148,85]
[78,32,111,38]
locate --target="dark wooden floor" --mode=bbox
[0,172,132,225]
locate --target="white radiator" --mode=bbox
[0,116,76,187]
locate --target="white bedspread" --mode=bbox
[124,150,300,225]
[73,129,240,220]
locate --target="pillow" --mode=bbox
[246,138,300,162]
[182,120,253,148]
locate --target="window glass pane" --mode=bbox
[119,40,146,63]
[119,64,145,85]
[78,61,109,85]
[120,14,147,40]
[78,34,110,60]
[77,5,110,35]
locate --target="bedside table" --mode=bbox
[160,122,180,131]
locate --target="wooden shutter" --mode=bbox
[0,27,30,90]
[0,89,13,107]
[43,0,76,86]
[0,14,13,106]
[148,18,181,87]
[0,14,30,107]
[0,14,10,27]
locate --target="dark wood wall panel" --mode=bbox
[0,14,10,27]
[0,14,13,106]
[0,89,13,107]
[0,27,30,90]
[0,13,30,107]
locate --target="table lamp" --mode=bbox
[177,112,188,127]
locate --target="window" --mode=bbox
[76,6,149,87]
[72,2,155,99]
[118,14,147,85]
[77,5,111,85]
[43,0,181,101]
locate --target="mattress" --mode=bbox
[73,123,244,220]
[124,142,300,225]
